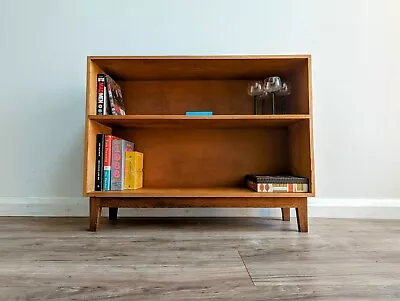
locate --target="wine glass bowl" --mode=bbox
[264,76,282,93]
[276,81,291,96]
[247,81,264,96]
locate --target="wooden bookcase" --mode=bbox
[84,55,315,232]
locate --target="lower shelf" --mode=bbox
[87,187,312,198]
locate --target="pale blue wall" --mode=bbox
[0,0,399,199]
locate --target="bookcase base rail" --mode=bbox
[89,197,308,233]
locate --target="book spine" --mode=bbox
[94,134,105,191]
[103,135,115,191]
[110,139,122,190]
[105,75,117,115]
[103,78,110,115]
[96,74,106,115]
[124,153,134,190]
[110,139,134,190]
[247,181,308,193]
[186,111,213,116]
[121,141,134,189]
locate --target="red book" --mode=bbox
[103,135,118,191]
[106,75,126,115]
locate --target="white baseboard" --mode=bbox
[0,197,399,219]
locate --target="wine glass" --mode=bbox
[264,77,282,114]
[248,81,264,114]
[275,81,291,114]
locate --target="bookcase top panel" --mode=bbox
[90,55,310,81]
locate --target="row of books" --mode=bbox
[246,174,308,193]
[96,74,126,115]
[95,134,143,191]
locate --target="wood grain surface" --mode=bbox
[83,56,315,231]
[90,55,309,81]
[88,114,310,129]
[114,127,289,189]
[0,217,399,300]
[87,188,312,198]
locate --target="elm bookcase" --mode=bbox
[84,55,315,232]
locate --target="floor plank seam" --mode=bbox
[238,250,255,286]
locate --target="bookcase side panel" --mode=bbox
[288,120,314,195]
[84,120,112,195]
[307,57,315,194]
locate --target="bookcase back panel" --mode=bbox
[119,80,305,115]
[114,128,290,188]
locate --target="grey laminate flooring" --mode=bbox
[0,217,399,300]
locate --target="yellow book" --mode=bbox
[124,151,144,190]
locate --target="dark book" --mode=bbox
[105,75,126,115]
[245,174,308,184]
[111,139,134,190]
[94,134,105,191]
[96,75,106,115]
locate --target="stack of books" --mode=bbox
[96,74,126,115]
[94,134,143,191]
[246,174,308,193]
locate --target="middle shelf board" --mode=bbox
[89,115,310,128]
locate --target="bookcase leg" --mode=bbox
[296,200,308,232]
[281,208,290,221]
[109,208,118,221]
[89,198,101,232]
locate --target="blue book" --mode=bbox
[104,170,111,191]
[186,111,213,116]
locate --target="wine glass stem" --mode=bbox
[254,96,258,115]
[261,98,265,114]
[271,93,275,114]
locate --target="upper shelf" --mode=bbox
[88,114,310,128]
[89,55,310,80]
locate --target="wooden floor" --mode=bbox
[1,217,399,300]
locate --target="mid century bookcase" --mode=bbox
[84,55,315,232]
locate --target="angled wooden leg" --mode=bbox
[281,208,290,221]
[89,197,101,232]
[296,199,308,232]
[109,208,118,221]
